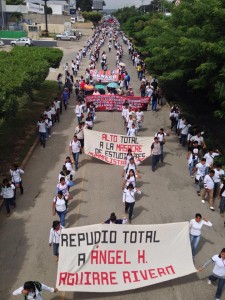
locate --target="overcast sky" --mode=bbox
[104,0,149,9]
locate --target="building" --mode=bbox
[93,0,104,11]
[0,0,6,29]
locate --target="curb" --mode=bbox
[0,137,39,212]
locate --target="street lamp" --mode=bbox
[43,0,48,33]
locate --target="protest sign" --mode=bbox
[56,222,196,292]
[84,129,154,166]
[90,69,119,83]
[86,95,150,111]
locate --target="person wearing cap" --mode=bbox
[151,137,161,172]
[123,183,141,223]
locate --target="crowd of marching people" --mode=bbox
[1,17,225,300]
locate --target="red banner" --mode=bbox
[90,69,120,83]
[86,95,150,111]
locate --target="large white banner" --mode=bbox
[84,129,154,166]
[56,223,196,292]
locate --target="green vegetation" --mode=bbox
[76,0,93,12]
[0,47,63,118]
[82,11,102,26]
[0,81,59,175]
[114,0,225,120]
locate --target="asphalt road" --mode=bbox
[0,27,225,300]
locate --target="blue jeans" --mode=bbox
[53,243,59,257]
[190,234,201,257]
[77,116,82,124]
[125,202,135,221]
[219,197,225,214]
[72,152,80,169]
[180,134,187,147]
[152,100,157,111]
[208,275,225,299]
[56,210,66,227]
[160,143,164,162]
[189,160,198,176]
[39,132,46,147]
[152,154,160,171]
[4,197,15,214]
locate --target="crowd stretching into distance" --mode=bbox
[1,16,225,300]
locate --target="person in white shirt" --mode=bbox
[136,108,144,130]
[190,131,205,150]
[189,213,212,257]
[151,137,161,172]
[123,157,139,177]
[204,149,220,168]
[37,116,47,148]
[13,281,57,300]
[126,114,134,133]
[123,183,141,223]
[1,178,16,217]
[69,135,82,171]
[202,169,215,210]
[155,128,167,163]
[179,121,191,147]
[213,164,224,199]
[75,101,83,124]
[75,122,84,151]
[52,190,67,227]
[192,158,209,196]
[49,220,63,260]
[127,123,137,137]
[219,178,225,222]
[10,164,24,196]
[198,248,225,300]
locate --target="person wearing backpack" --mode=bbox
[13,281,57,299]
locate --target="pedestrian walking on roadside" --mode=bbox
[37,116,47,148]
[13,281,57,299]
[192,157,208,196]
[201,169,215,210]
[49,220,63,261]
[75,122,84,152]
[198,248,225,300]
[151,137,161,172]
[69,135,82,171]
[155,128,167,163]
[213,164,224,200]
[189,213,212,258]
[10,164,24,196]
[52,190,67,227]
[123,183,141,223]
[1,178,16,217]
[218,176,225,226]
[57,73,63,90]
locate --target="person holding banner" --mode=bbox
[13,281,57,299]
[198,248,225,300]
[49,220,63,261]
[104,212,127,224]
[123,183,141,223]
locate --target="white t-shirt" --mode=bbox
[195,162,208,180]
[220,184,225,197]
[70,140,81,153]
[53,196,66,212]
[204,152,219,166]
[204,174,214,189]
[127,119,133,129]
[127,128,137,137]
[13,284,54,300]
[75,105,82,117]
[214,168,225,183]
[136,111,143,121]
[189,219,212,236]
[190,135,204,146]
[180,124,191,135]
[123,188,141,203]
[155,132,167,142]
[37,121,46,133]
[212,255,225,277]
[10,169,24,183]
[125,175,136,187]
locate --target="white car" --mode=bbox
[0,39,4,47]
[10,38,34,47]
[56,32,77,41]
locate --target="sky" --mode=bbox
[104,0,149,9]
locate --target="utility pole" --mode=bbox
[140,0,145,15]
[44,0,48,33]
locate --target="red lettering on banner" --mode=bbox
[131,270,141,282]
[123,271,132,283]
[101,272,109,285]
[91,250,131,264]
[166,265,176,274]
[116,144,142,152]
[67,273,75,285]
[148,269,158,279]
[157,268,167,277]
[58,272,67,285]
[102,134,110,141]
[92,272,101,285]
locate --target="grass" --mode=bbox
[0,80,59,177]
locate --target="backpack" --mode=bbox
[24,282,42,300]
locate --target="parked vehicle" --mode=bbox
[10,38,34,47]
[56,31,77,41]
[0,39,4,47]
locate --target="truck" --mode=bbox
[56,31,77,41]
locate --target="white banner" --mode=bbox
[84,129,154,166]
[56,223,196,292]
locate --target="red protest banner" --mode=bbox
[86,95,150,111]
[90,69,120,83]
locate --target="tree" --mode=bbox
[76,0,93,12]
[46,6,53,14]
[82,11,102,26]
